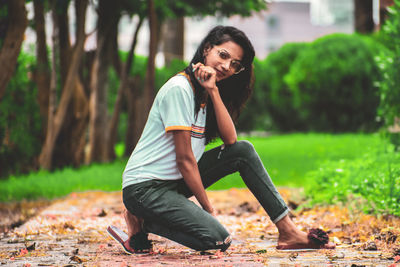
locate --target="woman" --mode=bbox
[107,26,335,253]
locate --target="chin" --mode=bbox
[216,75,225,82]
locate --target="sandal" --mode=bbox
[107,225,152,254]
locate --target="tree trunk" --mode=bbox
[39,0,88,170]
[354,0,374,33]
[105,17,143,161]
[0,0,27,101]
[54,0,90,168]
[88,0,120,163]
[124,76,144,157]
[163,17,184,66]
[57,0,72,86]
[33,0,51,134]
[144,0,158,113]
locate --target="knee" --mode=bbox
[231,140,257,158]
[218,235,232,252]
[202,234,232,252]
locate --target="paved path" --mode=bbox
[0,189,399,266]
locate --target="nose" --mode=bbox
[221,61,230,72]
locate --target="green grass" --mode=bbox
[207,133,384,190]
[0,133,384,202]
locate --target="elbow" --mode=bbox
[222,132,237,145]
[223,136,237,146]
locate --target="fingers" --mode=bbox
[192,63,215,83]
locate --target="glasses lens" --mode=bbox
[217,49,244,74]
[231,61,244,74]
[218,50,230,60]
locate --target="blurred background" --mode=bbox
[0,0,399,216]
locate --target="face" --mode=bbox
[203,41,244,82]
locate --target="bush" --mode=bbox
[375,0,400,148]
[305,144,400,216]
[0,51,42,179]
[285,33,387,132]
[255,42,309,131]
[237,58,272,131]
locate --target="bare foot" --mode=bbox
[277,231,336,250]
[275,215,336,250]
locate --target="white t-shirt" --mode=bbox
[122,73,207,188]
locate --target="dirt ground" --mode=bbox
[0,188,399,266]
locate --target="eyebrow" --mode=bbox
[220,48,242,62]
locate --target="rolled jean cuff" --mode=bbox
[272,208,290,224]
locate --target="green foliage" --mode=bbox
[156,0,267,18]
[155,58,187,90]
[375,0,400,147]
[305,144,400,216]
[284,33,387,132]
[237,58,273,131]
[0,51,42,179]
[240,43,309,132]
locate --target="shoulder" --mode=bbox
[159,74,193,98]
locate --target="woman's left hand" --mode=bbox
[192,63,218,94]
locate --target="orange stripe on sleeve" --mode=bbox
[165,126,192,132]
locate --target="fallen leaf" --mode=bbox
[69,255,84,263]
[19,248,28,257]
[395,255,400,263]
[289,252,298,261]
[25,242,36,251]
[98,209,107,217]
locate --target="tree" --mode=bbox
[39,0,88,169]
[33,0,51,135]
[163,17,185,66]
[0,0,28,101]
[88,0,122,163]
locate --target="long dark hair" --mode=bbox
[184,26,255,144]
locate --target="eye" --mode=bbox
[231,61,242,72]
[218,50,230,60]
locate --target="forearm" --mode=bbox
[177,156,213,213]
[209,88,237,145]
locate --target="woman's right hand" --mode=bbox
[192,63,218,95]
[204,204,217,217]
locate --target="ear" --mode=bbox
[203,43,212,56]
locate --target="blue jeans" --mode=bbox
[123,140,289,251]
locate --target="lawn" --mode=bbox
[0,133,384,201]
[208,133,384,189]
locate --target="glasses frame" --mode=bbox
[216,49,245,74]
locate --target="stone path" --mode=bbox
[0,189,399,266]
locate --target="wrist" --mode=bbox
[208,86,219,98]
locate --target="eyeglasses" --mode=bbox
[216,49,245,74]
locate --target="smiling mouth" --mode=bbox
[216,69,225,77]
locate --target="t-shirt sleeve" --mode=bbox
[158,84,193,132]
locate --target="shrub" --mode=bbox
[0,51,42,179]
[305,144,400,216]
[237,58,272,131]
[285,33,387,132]
[256,42,309,131]
[375,0,400,149]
